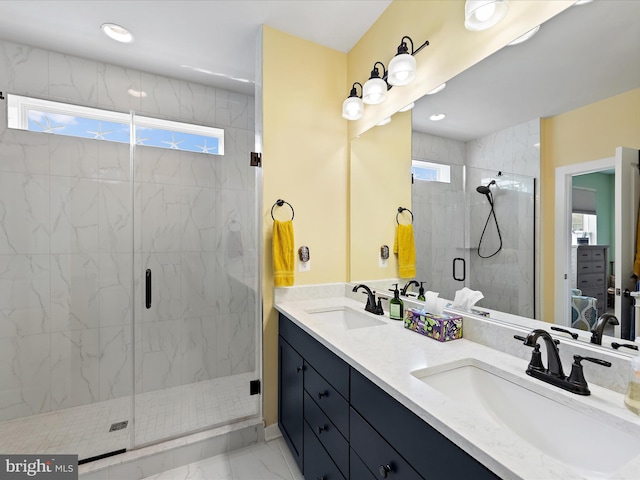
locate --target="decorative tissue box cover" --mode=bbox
[403,309,463,342]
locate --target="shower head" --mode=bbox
[475,180,496,195]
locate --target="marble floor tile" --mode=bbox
[139,438,301,480]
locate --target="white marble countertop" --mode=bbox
[275,294,640,480]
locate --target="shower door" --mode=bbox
[131,112,261,448]
[465,167,536,317]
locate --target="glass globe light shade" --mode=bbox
[362,77,387,105]
[342,96,364,121]
[464,0,509,31]
[388,54,416,86]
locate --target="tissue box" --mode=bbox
[403,309,463,342]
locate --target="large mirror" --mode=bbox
[349,0,640,348]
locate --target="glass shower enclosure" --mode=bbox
[413,164,535,318]
[0,91,261,462]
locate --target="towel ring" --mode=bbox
[396,207,413,225]
[271,199,295,221]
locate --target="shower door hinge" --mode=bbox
[0,92,4,100]
[250,379,261,395]
[250,152,262,167]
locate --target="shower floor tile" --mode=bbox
[0,372,259,461]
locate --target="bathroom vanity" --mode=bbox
[275,286,640,479]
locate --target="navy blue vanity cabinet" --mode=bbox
[350,448,377,479]
[278,335,304,471]
[279,313,350,478]
[350,369,499,480]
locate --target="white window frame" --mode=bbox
[411,160,451,183]
[7,94,224,155]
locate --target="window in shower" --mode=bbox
[7,93,224,155]
[412,160,451,183]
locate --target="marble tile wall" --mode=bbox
[411,119,540,317]
[0,39,258,422]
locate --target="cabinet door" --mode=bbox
[279,336,304,471]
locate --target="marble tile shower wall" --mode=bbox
[411,120,539,314]
[0,40,257,422]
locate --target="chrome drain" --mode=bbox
[109,421,128,432]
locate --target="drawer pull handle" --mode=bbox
[379,464,392,478]
[316,424,328,435]
[296,366,303,373]
[318,390,328,399]
[316,477,327,480]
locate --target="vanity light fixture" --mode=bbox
[430,113,446,121]
[426,83,446,95]
[464,0,509,31]
[377,117,392,126]
[508,25,540,46]
[398,103,415,112]
[387,36,430,87]
[573,0,594,5]
[127,88,147,98]
[362,62,389,105]
[101,23,134,43]
[342,82,364,121]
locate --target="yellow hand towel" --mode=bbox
[394,223,416,279]
[273,219,295,287]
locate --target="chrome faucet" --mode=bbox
[400,280,420,296]
[590,313,619,345]
[515,329,611,396]
[352,284,384,315]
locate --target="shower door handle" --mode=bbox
[145,269,152,309]
[453,258,466,282]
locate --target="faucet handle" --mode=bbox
[514,335,545,371]
[567,355,612,395]
[551,326,579,339]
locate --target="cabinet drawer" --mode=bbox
[578,262,594,273]
[350,407,422,480]
[304,420,346,480]
[591,249,606,261]
[305,363,349,438]
[350,448,376,479]
[279,313,350,397]
[577,249,592,261]
[304,391,349,478]
[577,273,605,288]
[350,369,498,479]
[590,261,605,273]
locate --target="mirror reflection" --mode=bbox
[350,0,640,349]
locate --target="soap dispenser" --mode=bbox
[624,355,640,415]
[417,282,426,301]
[389,283,404,321]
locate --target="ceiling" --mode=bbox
[1,1,637,141]
[0,0,392,96]
[412,0,640,142]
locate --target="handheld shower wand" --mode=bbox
[475,180,502,258]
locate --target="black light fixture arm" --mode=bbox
[371,61,387,79]
[397,36,430,56]
[349,82,363,98]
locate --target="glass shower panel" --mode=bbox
[131,112,260,448]
[466,167,535,317]
[0,125,134,462]
[412,163,466,302]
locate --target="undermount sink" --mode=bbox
[411,360,640,475]
[306,306,386,330]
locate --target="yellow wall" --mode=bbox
[261,1,576,428]
[350,111,411,280]
[262,26,348,426]
[540,88,640,321]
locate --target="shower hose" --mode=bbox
[477,197,503,258]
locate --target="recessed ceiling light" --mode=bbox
[101,23,134,43]
[377,117,392,126]
[508,25,540,46]
[534,142,541,148]
[399,103,415,112]
[426,83,446,95]
[430,113,446,121]
[127,88,147,98]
